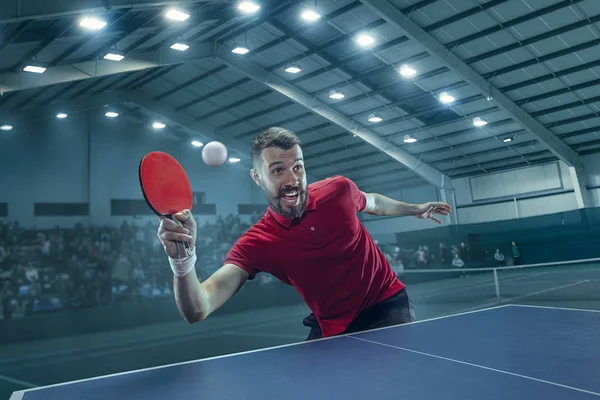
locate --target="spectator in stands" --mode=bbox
[450,244,458,257]
[494,249,506,266]
[416,246,427,268]
[111,252,133,301]
[459,242,469,261]
[392,247,401,268]
[439,242,449,265]
[250,210,260,224]
[25,263,39,284]
[1,282,13,319]
[452,253,467,278]
[38,232,51,256]
[0,241,7,261]
[511,242,521,266]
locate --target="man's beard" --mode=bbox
[266,186,308,219]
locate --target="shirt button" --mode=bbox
[311,227,315,231]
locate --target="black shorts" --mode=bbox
[303,288,416,341]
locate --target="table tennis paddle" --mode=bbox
[139,151,193,258]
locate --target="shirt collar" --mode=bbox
[268,192,317,228]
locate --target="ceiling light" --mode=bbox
[56,113,68,119]
[285,64,301,74]
[104,52,124,61]
[503,137,513,143]
[23,65,46,74]
[356,33,375,47]
[229,157,241,163]
[80,17,107,30]
[232,46,249,54]
[403,135,417,143]
[105,111,119,118]
[0,124,13,131]
[238,1,260,13]
[368,113,383,123]
[191,140,203,147]
[301,9,321,21]
[152,122,166,129]
[473,117,487,127]
[170,43,189,51]
[399,64,417,78]
[439,92,455,104]
[329,89,344,100]
[165,9,190,21]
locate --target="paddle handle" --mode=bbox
[171,216,193,258]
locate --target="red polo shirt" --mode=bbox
[224,175,405,337]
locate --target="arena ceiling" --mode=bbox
[1,0,600,194]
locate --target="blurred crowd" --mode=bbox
[376,241,522,275]
[0,213,261,321]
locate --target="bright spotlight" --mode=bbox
[104,52,125,61]
[399,64,417,78]
[439,92,455,104]
[301,9,321,21]
[23,65,46,74]
[403,135,417,143]
[329,90,344,100]
[368,113,383,123]
[238,2,260,13]
[232,46,250,54]
[473,117,487,127]
[356,33,375,47]
[80,17,107,30]
[170,43,189,51]
[285,65,302,74]
[165,9,190,21]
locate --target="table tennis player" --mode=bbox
[157,127,451,340]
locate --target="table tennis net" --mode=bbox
[395,258,600,305]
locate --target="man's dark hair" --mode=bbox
[250,127,301,169]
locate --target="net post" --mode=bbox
[493,268,500,298]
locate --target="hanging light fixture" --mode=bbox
[403,135,417,143]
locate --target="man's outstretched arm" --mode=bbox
[361,192,451,224]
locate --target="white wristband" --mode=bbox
[169,247,197,277]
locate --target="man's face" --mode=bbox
[253,145,308,219]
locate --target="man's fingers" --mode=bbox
[159,231,193,243]
[432,202,452,210]
[160,218,189,233]
[430,216,442,224]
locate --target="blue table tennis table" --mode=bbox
[10,304,600,400]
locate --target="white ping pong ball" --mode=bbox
[202,141,228,167]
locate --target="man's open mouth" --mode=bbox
[281,189,300,204]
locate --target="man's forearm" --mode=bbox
[369,193,420,216]
[173,268,210,323]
